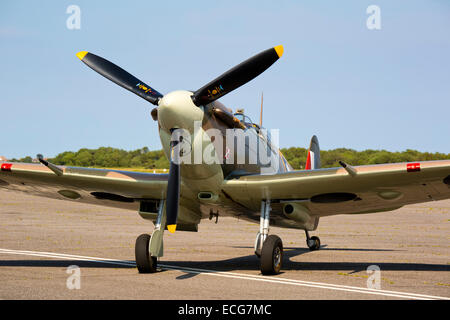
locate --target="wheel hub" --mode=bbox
[273,247,281,268]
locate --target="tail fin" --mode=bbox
[305,135,320,170]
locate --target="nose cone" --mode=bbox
[158,90,204,133]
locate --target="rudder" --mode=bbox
[305,135,320,170]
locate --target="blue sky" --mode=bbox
[1,0,449,158]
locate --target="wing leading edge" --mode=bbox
[222,160,450,218]
[0,162,168,211]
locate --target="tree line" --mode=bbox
[8,146,450,170]
[282,147,450,169]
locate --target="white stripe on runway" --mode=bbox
[0,248,448,300]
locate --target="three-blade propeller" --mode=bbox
[76,45,284,233]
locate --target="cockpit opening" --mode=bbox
[234,109,260,131]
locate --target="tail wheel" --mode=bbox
[260,235,283,275]
[307,236,321,251]
[135,233,157,273]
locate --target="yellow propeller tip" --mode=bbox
[167,224,177,233]
[274,45,284,58]
[76,51,88,60]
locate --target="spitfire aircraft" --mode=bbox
[1,45,450,275]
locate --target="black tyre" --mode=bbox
[135,233,157,273]
[260,235,283,275]
[307,236,321,251]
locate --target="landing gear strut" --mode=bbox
[305,230,321,251]
[135,200,166,273]
[254,200,283,275]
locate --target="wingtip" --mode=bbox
[167,224,177,233]
[274,45,284,58]
[76,51,88,61]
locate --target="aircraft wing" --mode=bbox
[0,162,168,212]
[222,160,450,219]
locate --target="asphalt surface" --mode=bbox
[0,189,449,300]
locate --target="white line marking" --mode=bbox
[0,248,448,300]
[159,264,449,300]
[0,248,134,266]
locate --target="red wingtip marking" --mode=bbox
[305,151,311,170]
[406,162,420,172]
[1,163,12,172]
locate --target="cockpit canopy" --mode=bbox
[233,109,276,146]
[234,109,260,130]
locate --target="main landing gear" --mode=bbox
[254,200,321,275]
[135,200,165,273]
[254,200,283,275]
[135,199,321,275]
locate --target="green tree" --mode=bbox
[42,145,450,170]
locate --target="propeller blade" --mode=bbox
[165,134,181,233]
[76,51,163,105]
[191,45,283,106]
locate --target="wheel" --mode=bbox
[260,235,283,275]
[135,233,157,273]
[307,235,320,251]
